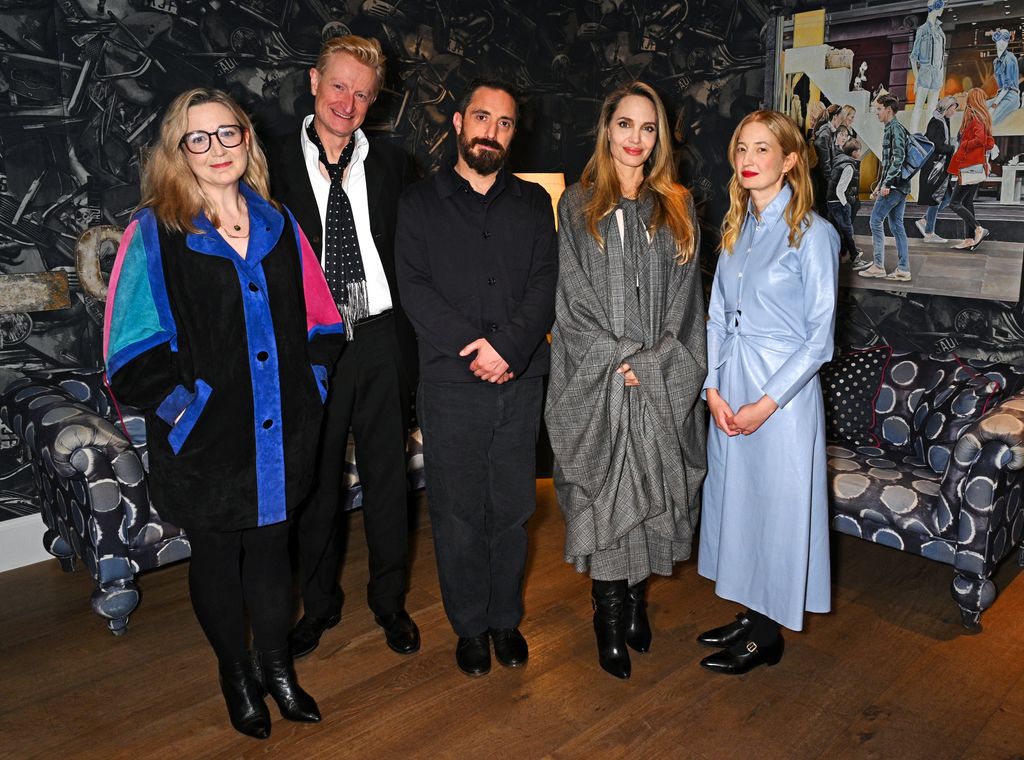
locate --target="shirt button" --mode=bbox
[488,277,496,286]
[489,322,498,332]
[248,282,259,292]
[262,419,274,429]
[483,231,491,239]
[738,272,743,278]
[257,351,269,361]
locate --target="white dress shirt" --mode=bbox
[300,114,393,315]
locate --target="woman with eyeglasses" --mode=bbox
[104,88,344,739]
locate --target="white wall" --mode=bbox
[0,514,51,572]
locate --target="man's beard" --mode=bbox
[458,132,507,175]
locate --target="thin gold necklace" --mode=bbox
[219,198,248,238]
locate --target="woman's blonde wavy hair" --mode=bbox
[580,81,696,264]
[719,110,814,254]
[139,88,276,233]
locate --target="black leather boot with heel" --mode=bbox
[591,579,631,679]
[255,648,321,722]
[218,656,271,739]
[623,579,652,653]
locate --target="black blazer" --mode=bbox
[265,129,419,421]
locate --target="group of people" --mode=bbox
[807,83,1002,284]
[104,33,840,739]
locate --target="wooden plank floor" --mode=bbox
[2,479,1024,760]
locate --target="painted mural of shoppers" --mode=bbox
[698,110,839,675]
[827,136,864,264]
[988,29,1021,125]
[948,88,996,251]
[915,95,959,244]
[545,81,707,681]
[858,94,912,282]
[104,88,344,738]
[811,104,841,211]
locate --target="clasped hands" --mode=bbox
[460,338,514,383]
[706,388,778,436]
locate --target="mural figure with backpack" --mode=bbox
[858,94,934,283]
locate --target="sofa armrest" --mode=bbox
[34,403,149,585]
[940,393,1024,577]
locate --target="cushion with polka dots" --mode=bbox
[820,347,892,447]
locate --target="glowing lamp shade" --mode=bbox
[514,173,566,228]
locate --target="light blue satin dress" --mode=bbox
[698,184,839,631]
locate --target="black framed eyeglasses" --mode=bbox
[180,124,246,154]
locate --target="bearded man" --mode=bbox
[394,80,558,677]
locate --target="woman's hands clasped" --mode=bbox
[706,389,778,436]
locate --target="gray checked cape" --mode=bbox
[545,183,708,583]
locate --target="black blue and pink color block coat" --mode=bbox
[103,184,344,531]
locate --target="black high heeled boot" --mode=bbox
[623,579,652,653]
[255,648,321,722]
[591,579,631,679]
[218,657,271,739]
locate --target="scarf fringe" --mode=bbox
[338,280,370,341]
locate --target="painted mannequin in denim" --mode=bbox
[988,31,1021,126]
[910,1,946,134]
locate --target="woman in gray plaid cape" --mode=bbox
[545,82,708,680]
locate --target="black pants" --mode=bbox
[417,377,543,637]
[949,182,980,231]
[296,314,410,619]
[188,521,291,663]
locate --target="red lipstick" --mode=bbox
[741,170,758,178]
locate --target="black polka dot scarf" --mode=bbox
[306,121,369,339]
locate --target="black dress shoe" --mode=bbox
[218,657,271,739]
[489,627,528,667]
[699,634,785,675]
[288,612,341,659]
[623,580,652,653]
[254,649,321,722]
[456,635,491,677]
[375,610,421,655]
[696,611,756,648]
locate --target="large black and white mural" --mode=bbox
[1,1,1022,520]
[1,0,778,519]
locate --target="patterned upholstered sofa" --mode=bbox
[0,367,425,634]
[822,350,1024,629]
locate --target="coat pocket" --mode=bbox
[156,379,213,455]
[311,364,328,404]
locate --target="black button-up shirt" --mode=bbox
[395,166,558,382]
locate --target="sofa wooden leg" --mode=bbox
[91,580,140,635]
[959,608,982,631]
[951,573,996,632]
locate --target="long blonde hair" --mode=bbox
[139,88,275,233]
[960,87,993,137]
[580,81,696,263]
[719,110,814,254]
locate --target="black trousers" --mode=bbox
[188,521,291,663]
[417,377,543,637]
[296,314,410,619]
[949,182,981,231]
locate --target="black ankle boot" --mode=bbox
[623,579,652,653]
[255,648,321,722]
[218,657,271,739]
[591,579,631,679]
